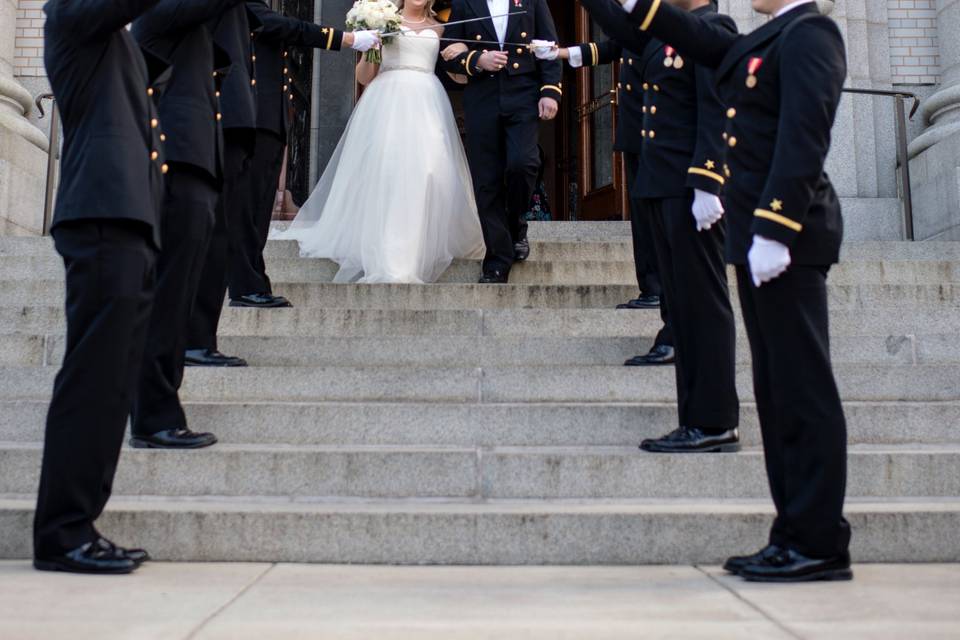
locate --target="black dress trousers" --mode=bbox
[34,221,157,558]
[623,152,662,298]
[132,165,219,436]
[735,264,851,559]
[464,105,540,274]
[649,194,738,429]
[187,131,251,352]
[228,129,285,299]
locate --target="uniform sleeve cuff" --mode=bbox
[541,84,563,102]
[752,208,802,246]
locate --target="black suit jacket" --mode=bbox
[133,0,241,184]
[209,5,262,136]
[623,1,846,265]
[441,0,563,111]
[578,0,735,198]
[246,0,343,139]
[43,0,171,248]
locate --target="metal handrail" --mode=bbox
[35,93,59,236]
[841,88,919,240]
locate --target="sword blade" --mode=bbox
[438,37,532,48]
[380,11,527,38]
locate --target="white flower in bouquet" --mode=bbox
[346,0,402,64]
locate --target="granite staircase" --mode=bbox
[0,222,957,564]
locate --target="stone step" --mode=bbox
[2,363,957,403]
[4,280,959,310]
[0,443,957,499]
[6,254,960,286]
[2,399,957,448]
[2,496,957,564]
[4,332,956,367]
[2,305,958,338]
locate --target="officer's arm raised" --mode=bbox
[143,0,245,32]
[247,1,344,50]
[45,0,163,42]
[616,0,736,68]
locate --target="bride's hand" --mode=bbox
[441,43,469,62]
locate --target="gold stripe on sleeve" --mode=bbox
[639,0,661,32]
[755,208,803,232]
[688,167,725,185]
[541,84,563,94]
[326,27,335,49]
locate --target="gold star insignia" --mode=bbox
[770,199,784,212]
[705,160,716,170]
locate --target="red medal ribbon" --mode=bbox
[664,46,676,58]
[747,57,763,76]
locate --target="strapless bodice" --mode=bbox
[379,28,440,73]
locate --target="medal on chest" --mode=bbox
[746,57,763,89]
[513,0,522,7]
[663,46,684,70]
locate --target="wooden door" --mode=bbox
[575,4,626,221]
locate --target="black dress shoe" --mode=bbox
[97,537,150,566]
[184,349,248,367]
[624,344,676,366]
[740,548,853,583]
[640,426,741,453]
[34,539,137,575]
[514,239,531,262]
[479,270,510,284]
[229,293,293,308]
[616,295,660,310]
[130,428,218,450]
[723,544,783,575]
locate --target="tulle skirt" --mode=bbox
[276,67,485,283]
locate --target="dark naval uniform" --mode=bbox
[130,0,241,441]
[441,0,562,275]
[34,0,169,560]
[580,0,739,434]
[622,0,850,570]
[230,0,344,302]
[187,4,262,356]
[569,3,670,350]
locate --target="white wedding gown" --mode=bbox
[276,28,485,283]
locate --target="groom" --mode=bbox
[442,0,562,283]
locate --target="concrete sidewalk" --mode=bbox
[0,563,957,639]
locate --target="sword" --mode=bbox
[434,36,536,49]
[379,11,527,38]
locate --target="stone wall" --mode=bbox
[888,0,941,85]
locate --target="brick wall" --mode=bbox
[888,0,941,85]
[14,0,45,77]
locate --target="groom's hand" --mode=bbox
[478,50,509,72]
[539,97,559,121]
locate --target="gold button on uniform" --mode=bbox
[728,136,738,148]
[521,32,527,38]
[147,87,154,96]
[252,55,256,62]
[476,34,482,40]
[641,130,647,137]
[250,78,256,86]
[650,106,657,114]
[642,83,649,90]
[517,48,524,54]
[653,84,660,92]
[150,118,158,128]
[160,134,166,142]
[642,106,647,113]
[727,108,736,118]
[150,150,159,161]
[216,112,222,121]
[161,163,169,174]
[626,84,632,91]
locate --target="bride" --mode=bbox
[277,0,486,284]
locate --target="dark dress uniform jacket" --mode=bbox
[133,0,242,184]
[577,0,734,199]
[623,1,846,265]
[43,0,171,248]
[210,5,262,132]
[442,0,563,110]
[246,0,343,138]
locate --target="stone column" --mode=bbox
[0,0,48,235]
[907,0,960,239]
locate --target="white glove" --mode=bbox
[691,189,724,231]
[531,40,558,60]
[351,30,381,53]
[748,235,792,287]
[620,0,640,12]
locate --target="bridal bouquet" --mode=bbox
[346,0,402,64]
